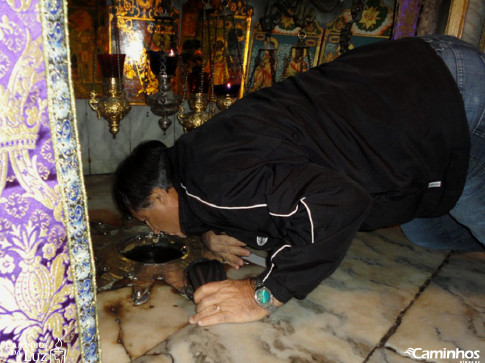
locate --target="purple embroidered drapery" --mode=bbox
[0,0,99,361]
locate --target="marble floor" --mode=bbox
[85,174,485,363]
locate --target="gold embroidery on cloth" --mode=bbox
[5,0,33,12]
[0,30,62,221]
[0,215,72,360]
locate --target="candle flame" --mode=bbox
[226,83,231,89]
[169,49,175,56]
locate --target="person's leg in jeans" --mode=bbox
[401,35,485,251]
[401,214,483,251]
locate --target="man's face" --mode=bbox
[130,187,186,238]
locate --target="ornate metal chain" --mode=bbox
[221,13,229,83]
[245,49,261,92]
[338,0,367,55]
[177,67,188,121]
[230,14,244,80]
[90,0,100,97]
[112,0,124,92]
[207,10,216,116]
[269,45,276,86]
[199,5,207,94]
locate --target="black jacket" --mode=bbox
[167,37,470,303]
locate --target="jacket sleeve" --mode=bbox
[261,162,372,303]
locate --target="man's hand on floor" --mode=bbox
[202,230,251,270]
[189,278,281,326]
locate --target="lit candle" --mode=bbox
[214,82,240,97]
[166,49,177,76]
[227,82,240,96]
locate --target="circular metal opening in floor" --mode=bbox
[119,233,187,265]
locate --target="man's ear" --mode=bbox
[149,187,169,206]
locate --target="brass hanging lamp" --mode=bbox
[89,0,131,139]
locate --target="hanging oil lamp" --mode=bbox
[178,2,213,131]
[180,92,210,131]
[146,49,183,133]
[144,11,183,134]
[281,30,312,79]
[148,48,179,78]
[89,4,131,139]
[214,81,240,111]
[213,1,243,111]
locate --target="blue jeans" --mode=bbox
[401,35,485,252]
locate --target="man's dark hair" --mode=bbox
[113,140,172,216]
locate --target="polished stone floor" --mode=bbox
[85,174,485,363]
